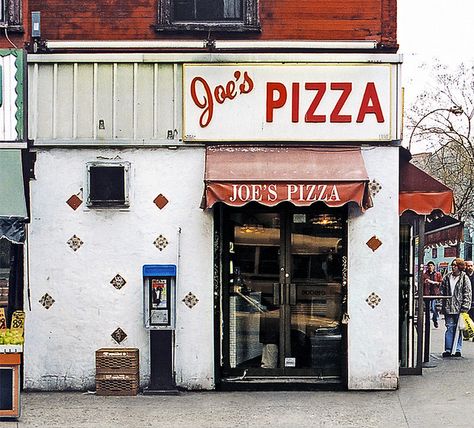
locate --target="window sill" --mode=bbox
[155,23,261,34]
[86,204,130,209]
[0,24,24,33]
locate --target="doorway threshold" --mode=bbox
[219,376,344,391]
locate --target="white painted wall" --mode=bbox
[347,146,399,389]
[25,146,214,390]
[25,56,402,391]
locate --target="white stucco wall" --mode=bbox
[25,146,214,390]
[347,146,399,389]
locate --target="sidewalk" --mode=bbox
[2,324,474,428]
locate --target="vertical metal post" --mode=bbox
[417,216,426,367]
[423,299,431,363]
[147,330,178,394]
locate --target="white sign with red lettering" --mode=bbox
[183,63,398,142]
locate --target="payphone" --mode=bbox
[142,264,178,394]
[143,264,176,330]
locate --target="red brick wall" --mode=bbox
[0,0,30,49]
[0,33,26,49]
[28,0,397,48]
[380,0,398,49]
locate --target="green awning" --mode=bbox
[0,149,27,219]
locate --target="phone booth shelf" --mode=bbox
[142,264,179,395]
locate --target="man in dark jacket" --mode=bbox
[440,258,472,357]
[422,261,443,328]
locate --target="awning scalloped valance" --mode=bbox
[399,160,454,216]
[203,145,372,210]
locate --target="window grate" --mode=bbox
[86,162,130,208]
[157,0,260,32]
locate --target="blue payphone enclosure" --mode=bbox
[143,264,176,330]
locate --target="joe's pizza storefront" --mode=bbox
[185,58,403,389]
[25,54,402,391]
[207,146,371,387]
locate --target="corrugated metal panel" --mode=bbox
[0,52,23,141]
[28,62,178,143]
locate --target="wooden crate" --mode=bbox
[96,373,139,396]
[96,348,139,375]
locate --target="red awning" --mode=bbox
[425,222,463,248]
[204,146,372,209]
[399,160,454,215]
[424,215,464,248]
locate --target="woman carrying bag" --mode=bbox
[440,258,472,357]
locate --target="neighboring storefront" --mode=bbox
[25,52,402,391]
[423,216,471,272]
[398,151,455,373]
[0,49,27,329]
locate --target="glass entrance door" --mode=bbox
[222,205,346,379]
[226,210,282,373]
[287,211,345,377]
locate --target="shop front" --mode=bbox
[0,50,27,418]
[204,145,372,386]
[0,149,27,319]
[184,59,403,389]
[0,50,27,316]
[25,53,402,391]
[398,150,455,373]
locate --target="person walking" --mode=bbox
[422,261,443,328]
[465,261,474,340]
[440,258,472,357]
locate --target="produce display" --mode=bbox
[0,308,25,346]
[0,329,24,345]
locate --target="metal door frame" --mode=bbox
[215,202,348,382]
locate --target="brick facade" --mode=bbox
[28,0,397,49]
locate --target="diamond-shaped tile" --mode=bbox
[66,194,83,210]
[110,274,127,290]
[67,235,84,251]
[39,293,55,309]
[369,179,382,197]
[111,327,127,344]
[366,236,382,252]
[154,234,169,251]
[183,292,199,309]
[366,292,382,308]
[153,194,169,210]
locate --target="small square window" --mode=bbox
[86,162,130,208]
[1,1,23,31]
[157,0,260,33]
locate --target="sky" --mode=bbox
[398,0,474,101]
[398,0,474,59]
[397,0,474,151]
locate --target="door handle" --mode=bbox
[273,283,281,305]
[289,283,297,306]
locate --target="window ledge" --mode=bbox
[155,23,261,33]
[0,24,24,33]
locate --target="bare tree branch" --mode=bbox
[407,62,474,225]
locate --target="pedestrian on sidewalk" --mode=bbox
[440,258,472,357]
[423,261,442,328]
[466,261,474,340]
